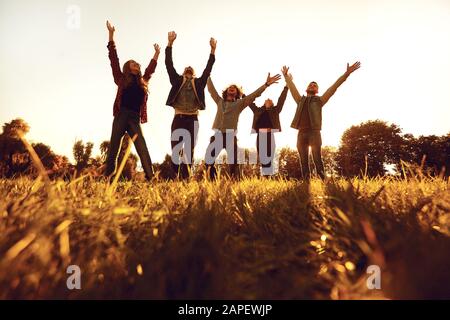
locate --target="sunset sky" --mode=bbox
[1,0,449,164]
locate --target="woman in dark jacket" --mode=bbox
[104,21,160,181]
[249,86,288,176]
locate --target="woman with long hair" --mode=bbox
[104,21,160,181]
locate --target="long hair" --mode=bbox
[122,60,148,92]
[222,84,244,100]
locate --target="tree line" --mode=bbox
[0,118,448,180]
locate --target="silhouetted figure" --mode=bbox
[249,86,288,176]
[281,62,361,179]
[165,31,216,180]
[104,21,160,181]
[205,73,281,180]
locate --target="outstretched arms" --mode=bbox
[198,38,217,83]
[281,66,301,104]
[321,61,361,105]
[143,44,160,82]
[241,73,282,109]
[165,31,180,84]
[106,21,122,85]
[274,86,289,113]
[207,77,221,104]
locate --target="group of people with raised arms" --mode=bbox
[104,21,361,181]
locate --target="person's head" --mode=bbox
[123,60,141,76]
[123,60,148,91]
[306,81,319,96]
[264,98,274,108]
[183,66,196,79]
[222,84,244,101]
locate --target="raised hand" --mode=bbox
[210,37,217,49]
[153,43,161,60]
[107,21,115,41]
[266,73,282,86]
[210,37,217,54]
[106,20,115,33]
[346,61,361,75]
[168,31,177,46]
[281,66,289,77]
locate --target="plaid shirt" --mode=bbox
[107,41,157,124]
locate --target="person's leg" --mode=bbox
[170,115,183,178]
[310,131,325,179]
[229,134,240,180]
[205,131,223,180]
[127,113,154,180]
[296,131,310,179]
[181,115,198,179]
[256,132,262,176]
[105,112,127,177]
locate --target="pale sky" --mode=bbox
[1,0,449,164]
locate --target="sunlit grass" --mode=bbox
[0,175,449,299]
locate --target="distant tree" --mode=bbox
[154,154,176,180]
[321,146,338,177]
[278,147,302,179]
[73,140,94,172]
[0,119,30,177]
[336,120,405,177]
[406,133,450,176]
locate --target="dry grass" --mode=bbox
[0,175,449,299]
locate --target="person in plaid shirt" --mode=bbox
[104,21,159,181]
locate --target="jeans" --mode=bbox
[171,114,199,179]
[296,130,325,179]
[256,131,276,176]
[105,108,153,180]
[205,131,239,180]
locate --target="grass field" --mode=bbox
[0,175,449,299]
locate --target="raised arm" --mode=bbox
[106,21,122,85]
[207,77,221,104]
[248,100,259,113]
[281,66,301,104]
[321,61,361,105]
[198,38,217,84]
[241,73,282,110]
[165,31,180,84]
[143,44,160,81]
[274,86,289,113]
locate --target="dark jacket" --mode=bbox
[107,41,157,124]
[165,46,215,110]
[249,86,288,133]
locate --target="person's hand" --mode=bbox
[153,43,161,60]
[168,31,177,46]
[346,61,361,76]
[266,73,282,86]
[106,20,115,33]
[210,37,217,50]
[281,65,289,77]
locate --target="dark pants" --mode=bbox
[205,131,239,180]
[256,131,276,176]
[171,114,199,179]
[297,130,325,179]
[105,108,153,180]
